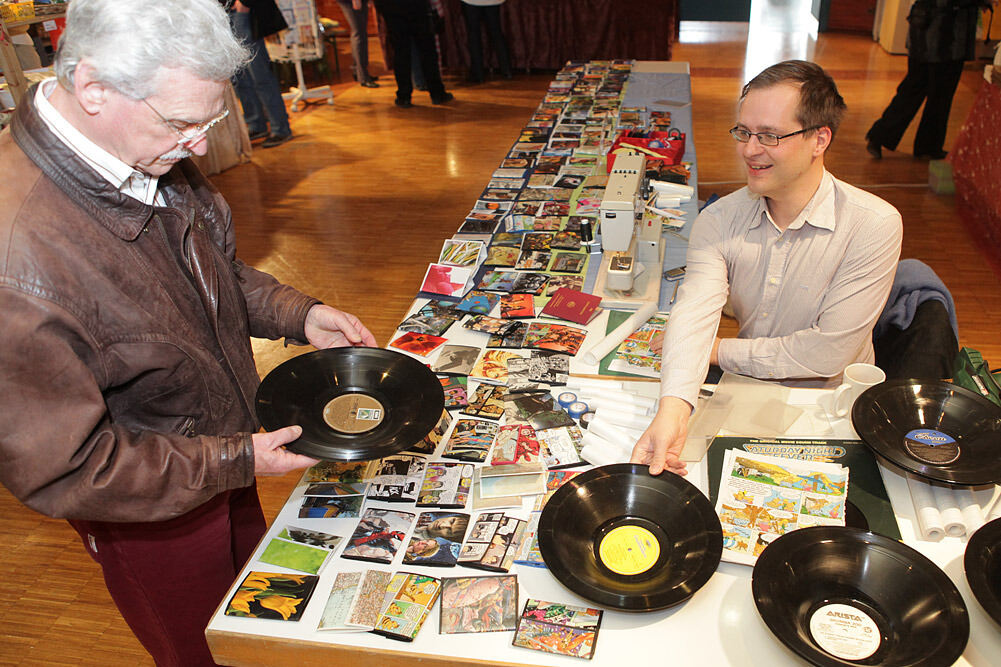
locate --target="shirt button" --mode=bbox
[761,312,769,318]
[768,277,778,285]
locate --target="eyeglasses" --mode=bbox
[142,98,229,148]
[729,126,820,146]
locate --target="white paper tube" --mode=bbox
[564,377,625,392]
[580,301,659,366]
[952,487,985,534]
[588,396,651,417]
[650,180,694,200]
[581,430,632,460]
[932,484,966,537]
[587,418,637,451]
[906,475,945,541]
[580,443,621,468]
[986,487,1001,523]
[654,195,682,209]
[592,408,654,432]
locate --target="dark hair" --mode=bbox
[740,60,847,137]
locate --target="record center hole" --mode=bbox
[322,394,385,433]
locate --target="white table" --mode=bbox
[205,386,1001,666]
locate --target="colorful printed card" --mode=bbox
[258,526,342,575]
[439,376,469,409]
[389,331,448,357]
[442,418,499,463]
[500,293,536,319]
[403,511,470,567]
[225,571,319,622]
[406,409,450,455]
[457,512,528,573]
[340,508,415,564]
[510,272,550,295]
[469,349,522,385]
[523,322,587,356]
[372,573,441,642]
[460,384,507,421]
[303,460,376,484]
[298,494,364,519]
[439,238,486,266]
[536,424,585,469]
[487,321,528,349]
[464,314,517,336]
[440,575,519,634]
[367,454,427,503]
[456,290,501,315]
[431,344,480,376]
[476,269,519,292]
[512,599,603,659]
[607,313,668,379]
[420,263,474,297]
[515,250,551,271]
[417,463,474,509]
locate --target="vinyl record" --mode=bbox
[537,463,722,611]
[851,379,1001,485]
[255,347,445,461]
[843,500,868,532]
[965,517,1001,627]
[753,526,968,667]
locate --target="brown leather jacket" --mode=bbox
[0,87,319,522]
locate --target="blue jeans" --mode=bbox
[336,0,372,82]
[230,11,291,137]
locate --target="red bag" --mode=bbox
[607,130,686,172]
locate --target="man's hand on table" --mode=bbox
[304,304,377,349]
[631,396,691,476]
[253,425,319,475]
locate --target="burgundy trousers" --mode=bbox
[69,483,266,666]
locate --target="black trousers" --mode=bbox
[867,57,964,156]
[461,3,512,80]
[374,0,446,102]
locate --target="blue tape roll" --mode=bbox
[557,391,578,408]
[568,401,588,419]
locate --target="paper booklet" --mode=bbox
[715,448,848,566]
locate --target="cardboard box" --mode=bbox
[0,2,35,22]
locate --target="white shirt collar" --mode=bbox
[34,78,160,206]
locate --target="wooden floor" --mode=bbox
[3,16,1001,667]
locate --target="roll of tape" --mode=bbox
[579,411,596,429]
[557,391,578,409]
[568,401,589,419]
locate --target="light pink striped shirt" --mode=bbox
[660,170,902,406]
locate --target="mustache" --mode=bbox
[158,145,193,161]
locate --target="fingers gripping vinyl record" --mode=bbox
[256,347,445,461]
[537,464,723,611]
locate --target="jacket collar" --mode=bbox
[11,83,155,242]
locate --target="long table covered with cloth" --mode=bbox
[205,62,1001,667]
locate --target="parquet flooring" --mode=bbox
[2,13,1000,666]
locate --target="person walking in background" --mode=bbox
[226,0,294,147]
[336,0,379,87]
[373,0,453,107]
[865,0,991,160]
[460,0,512,83]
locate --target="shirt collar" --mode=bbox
[748,170,837,233]
[34,78,160,205]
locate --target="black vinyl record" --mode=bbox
[537,463,722,611]
[255,347,445,461]
[965,517,1001,628]
[753,526,968,667]
[851,379,1001,485]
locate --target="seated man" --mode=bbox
[0,0,375,664]
[632,60,902,476]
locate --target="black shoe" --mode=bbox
[261,133,292,148]
[865,135,882,159]
[915,150,948,160]
[395,98,413,108]
[431,92,454,105]
[360,80,379,88]
[249,129,269,142]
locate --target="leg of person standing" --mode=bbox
[912,59,964,158]
[67,485,267,667]
[336,0,377,87]
[411,0,451,103]
[481,4,511,78]
[376,0,415,106]
[230,9,292,147]
[462,3,485,83]
[865,56,929,157]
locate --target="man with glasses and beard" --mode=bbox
[0,0,375,664]
[633,60,902,478]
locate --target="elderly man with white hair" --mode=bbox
[0,0,374,664]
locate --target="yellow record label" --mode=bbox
[597,525,660,576]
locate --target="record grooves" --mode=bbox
[538,464,722,611]
[255,347,445,461]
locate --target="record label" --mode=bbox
[597,525,660,576]
[808,603,881,661]
[903,429,960,465]
[323,393,385,434]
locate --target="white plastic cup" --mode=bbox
[833,363,886,417]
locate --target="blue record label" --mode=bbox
[903,429,960,465]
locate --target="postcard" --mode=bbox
[298,494,364,519]
[431,344,480,376]
[441,418,499,463]
[372,573,441,642]
[403,511,470,566]
[225,571,319,622]
[439,376,469,409]
[417,464,474,509]
[523,322,588,356]
[420,263,474,297]
[340,508,415,564]
[440,575,519,634]
[389,331,448,357]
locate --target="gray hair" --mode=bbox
[55,0,250,99]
